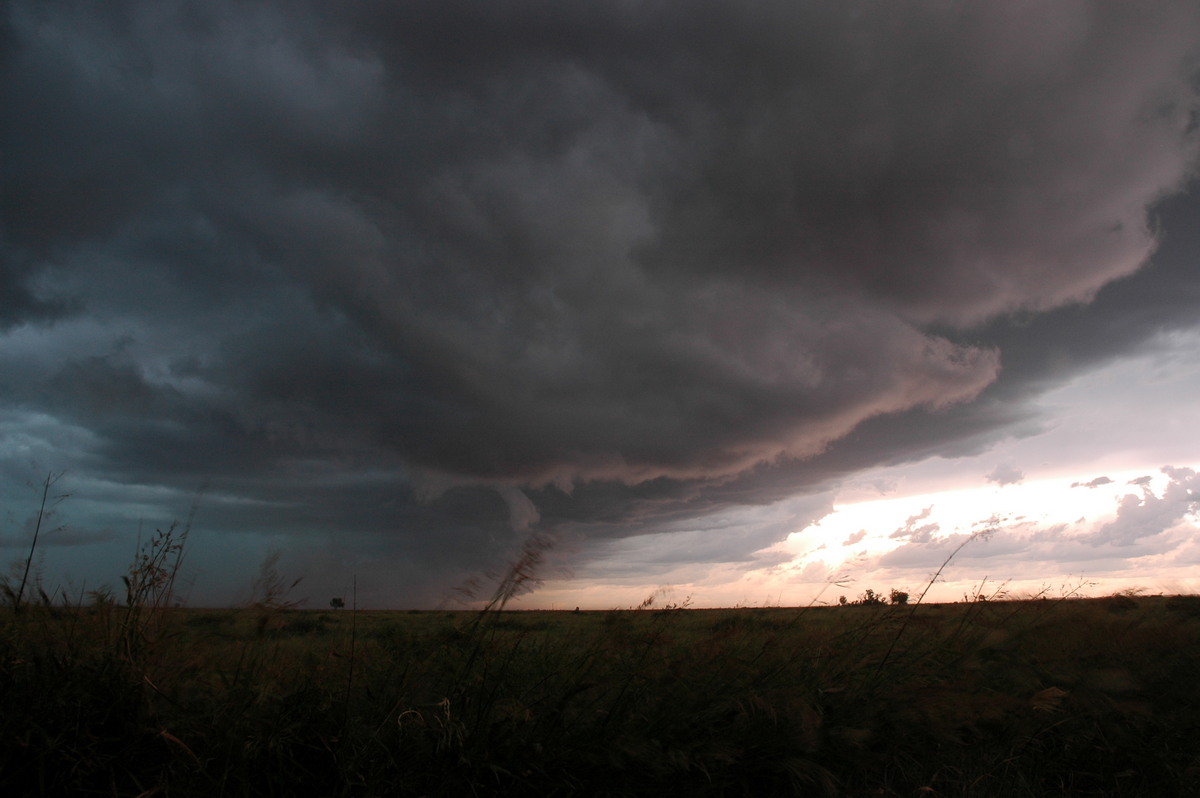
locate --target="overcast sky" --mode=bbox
[2,1,1199,608]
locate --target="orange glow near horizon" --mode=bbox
[520,465,1200,611]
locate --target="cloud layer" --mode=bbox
[2,1,1199,603]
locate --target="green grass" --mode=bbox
[3,590,1200,796]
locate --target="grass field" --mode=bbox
[3,563,1200,797]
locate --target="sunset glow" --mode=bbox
[523,464,1200,611]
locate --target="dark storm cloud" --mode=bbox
[0,256,75,330]
[3,1,1200,602]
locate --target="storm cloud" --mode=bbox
[2,1,1199,604]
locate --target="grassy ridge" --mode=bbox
[3,591,1200,796]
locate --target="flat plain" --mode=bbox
[3,585,1200,796]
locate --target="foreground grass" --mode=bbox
[2,594,1200,796]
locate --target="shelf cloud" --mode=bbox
[2,1,1199,604]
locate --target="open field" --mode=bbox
[3,588,1200,796]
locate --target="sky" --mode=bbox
[2,1,1199,609]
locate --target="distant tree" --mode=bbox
[858,588,885,606]
[838,595,848,606]
[889,589,909,606]
[330,597,345,610]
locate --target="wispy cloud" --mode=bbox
[987,464,1025,487]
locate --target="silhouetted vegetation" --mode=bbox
[2,531,1199,795]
